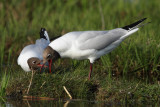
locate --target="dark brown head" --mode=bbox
[27,57,42,70]
[43,46,60,64]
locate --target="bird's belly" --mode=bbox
[60,48,96,60]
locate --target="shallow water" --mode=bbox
[1,100,108,107]
[0,99,159,107]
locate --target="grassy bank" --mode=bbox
[0,0,160,104]
[6,68,160,104]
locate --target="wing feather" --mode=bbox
[77,28,127,50]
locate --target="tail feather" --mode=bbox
[122,18,147,30]
[40,28,50,42]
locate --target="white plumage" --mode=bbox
[49,28,138,63]
[17,28,50,72]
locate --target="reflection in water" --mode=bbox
[1,99,108,107]
[64,100,70,107]
[1,99,159,107]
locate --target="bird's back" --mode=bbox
[54,29,127,50]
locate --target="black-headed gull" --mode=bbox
[42,18,149,80]
[17,28,50,94]
[17,28,50,72]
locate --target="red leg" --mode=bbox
[88,63,93,80]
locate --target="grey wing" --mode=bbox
[77,28,128,50]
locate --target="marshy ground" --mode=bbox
[0,0,160,106]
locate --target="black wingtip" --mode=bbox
[122,18,147,30]
[40,28,47,40]
[41,28,46,32]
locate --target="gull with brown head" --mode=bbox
[42,18,149,80]
[17,28,50,72]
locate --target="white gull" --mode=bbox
[42,18,149,80]
[17,28,50,72]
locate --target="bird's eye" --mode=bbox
[32,61,36,64]
[47,54,51,58]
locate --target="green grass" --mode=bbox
[0,71,10,102]
[0,0,160,105]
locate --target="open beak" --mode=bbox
[39,60,48,72]
[39,64,45,72]
[40,59,52,73]
[37,64,48,68]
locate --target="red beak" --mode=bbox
[39,64,45,72]
[48,59,52,73]
[37,64,48,68]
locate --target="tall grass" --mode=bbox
[0,72,10,101]
[0,30,6,67]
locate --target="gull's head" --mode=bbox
[43,46,60,64]
[27,57,42,70]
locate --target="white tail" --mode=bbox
[120,28,139,40]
